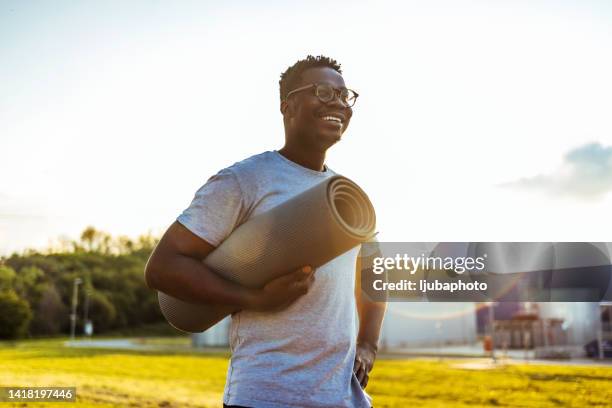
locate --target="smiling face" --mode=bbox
[282,67,353,153]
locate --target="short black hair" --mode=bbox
[279,55,342,102]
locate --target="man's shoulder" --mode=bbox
[224,151,278,176]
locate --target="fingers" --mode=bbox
[295,265,314,283]
[275,265,313,286]
[290,272,315,296]
[357,367,367,388]
[256,266,315,311]
[354,357,372,389]
[291,266,314,291]
[354,357,364,385]
[358,366,369,388]
[277,267,315,306]
[353,356,359,373]
[356,366,364,385]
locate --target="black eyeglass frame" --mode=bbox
[284,83,359,108]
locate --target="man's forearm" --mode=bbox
[146,250,256,310]
[357,297,387,348]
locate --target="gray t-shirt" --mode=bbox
[177,151,371,408]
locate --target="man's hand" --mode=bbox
[354,341,377,389]
[246,266,315,312]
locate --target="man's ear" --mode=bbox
[280,100,289,115]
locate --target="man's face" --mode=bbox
[283,67,353,152]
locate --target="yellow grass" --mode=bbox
[0,338,610,407]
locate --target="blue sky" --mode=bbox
[2,0,612,254]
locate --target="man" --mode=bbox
[145,55,386,408]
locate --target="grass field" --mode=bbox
[0,338,611,407]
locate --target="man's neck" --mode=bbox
[278,145,326,172]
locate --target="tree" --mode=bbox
[88,290,116,332]
[0,265,17,291]
[0,291,32,339]
[29,284,67,335]
[1,227,164,337]
[14,266,45,303]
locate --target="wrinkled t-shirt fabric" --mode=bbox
[177,151,372,408]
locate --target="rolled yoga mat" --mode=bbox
[158,175,377,333]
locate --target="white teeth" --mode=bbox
[322,116,342,123]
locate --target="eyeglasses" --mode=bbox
[285,83,359,108]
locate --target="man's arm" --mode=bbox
[353,254,387,389]
[145,221,315,312]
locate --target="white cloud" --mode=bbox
[502,143,612,199]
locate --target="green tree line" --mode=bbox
[0,227,162,339]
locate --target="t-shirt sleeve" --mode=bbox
[176,168,246,247]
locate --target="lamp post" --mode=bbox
[70,278,82,341]
[83,287,92,337]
